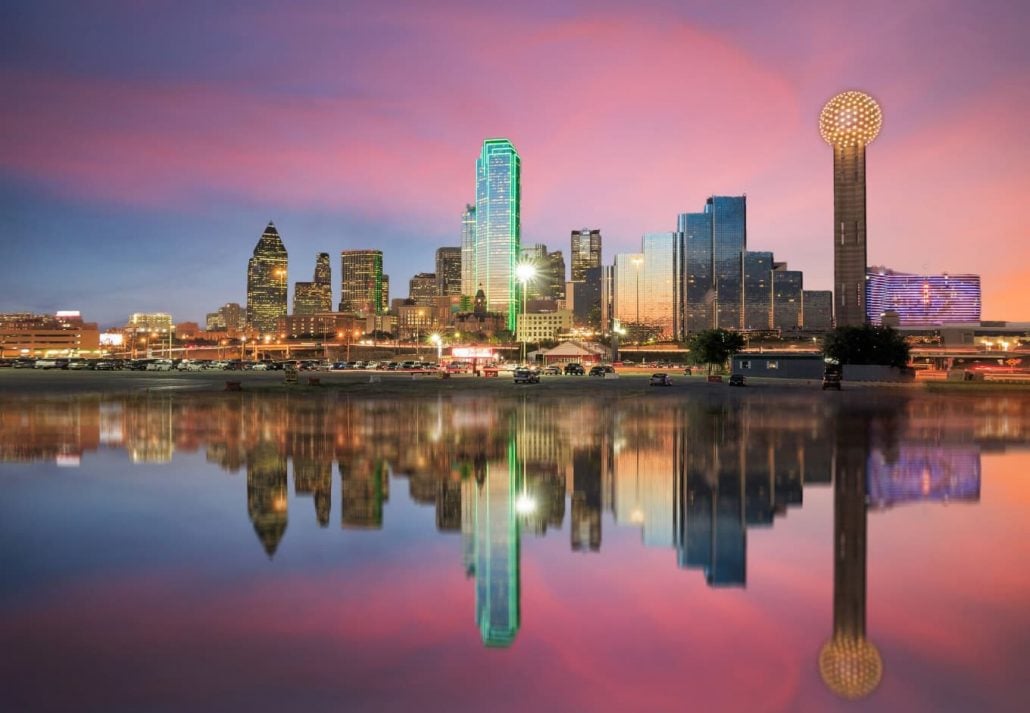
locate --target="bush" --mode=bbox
[822,325,910,368]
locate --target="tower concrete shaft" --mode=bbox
[833,144,869,327]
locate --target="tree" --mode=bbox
[687,329,746,375]
[822,325,910,368]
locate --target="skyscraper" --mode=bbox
[408,272,437,307]
[820,90,883,327]
[518,244,565,302]
[676,196,746,334]
[475,139,521,330]
[293,252,332,315]
[741,250,773,331]
[435,247,462,296]
[803,290,834,330]
[339,250,384,315]
[460,204,476,297]
[772,266,803,330]
[246,221,288,334]
[570,229,601,282]
[678,211,714,334]
[709,196,747,330]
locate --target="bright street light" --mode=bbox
[515,263,537,364]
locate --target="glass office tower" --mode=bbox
[678,211,714,336]
[460,204,476,297]
[708,196,747,330]
[246,221,288,334]
[613,253,645,333]
[435,247,462,296]
[641,233,678,340]
[475,139,521,330]
[570,229,602,282]
[741,250,773,331]
[772,268,804,330]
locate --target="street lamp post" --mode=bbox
[430,333,442,361]
[515,263,537,365]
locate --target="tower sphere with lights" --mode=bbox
[821,90,882,327]
[820,91,883,147]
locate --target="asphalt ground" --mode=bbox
[0,367,836,398]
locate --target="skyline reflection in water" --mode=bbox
[1,391,1027,713]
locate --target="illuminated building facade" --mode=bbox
[460,204,476,297]
[516,310,573,343]
[435,247,462,296]
[613,234,680,341]
[820,90,883,327]
[613,252,644,334]
[246,221,288,334]
[570,229,601,282]
[469,442,521,647]
[0,312,101,357]
[293,253,332,315]
[283,312,362,340]
[408,272,438,307]
[866,270,981,326]
[339,250,384,315]
[205,303,246,333]
[126,312,173,334]
[474,139,521,330]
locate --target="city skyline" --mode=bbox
[2,1,1028,326]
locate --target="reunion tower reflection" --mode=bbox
[819,407,882,700]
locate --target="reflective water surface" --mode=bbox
[1,390,1028,712]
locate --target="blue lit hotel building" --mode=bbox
[866,270,981,326]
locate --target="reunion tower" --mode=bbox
[820,91,883,326]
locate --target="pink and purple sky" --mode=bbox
[2,0,1028,326]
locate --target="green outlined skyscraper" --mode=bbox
[474,139,522,330]
[470,440,521,647]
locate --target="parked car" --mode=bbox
[728,373,746,387]
[564,363,585,375]
[822,372,842,390]
[649,373,673,386]
[589,365,615,377]
[542,364,561,375]
[513,367,540,384]
[145,359,175,371]
[66,358,88,370]
[34,358,59,369]
[13,357,36,368]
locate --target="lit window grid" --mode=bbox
[742,251,773,331]
[340,250,383,315]
[475,140,521,330]
[708,197,746,330]
[516,312,572,342]
[866,273,980,326]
